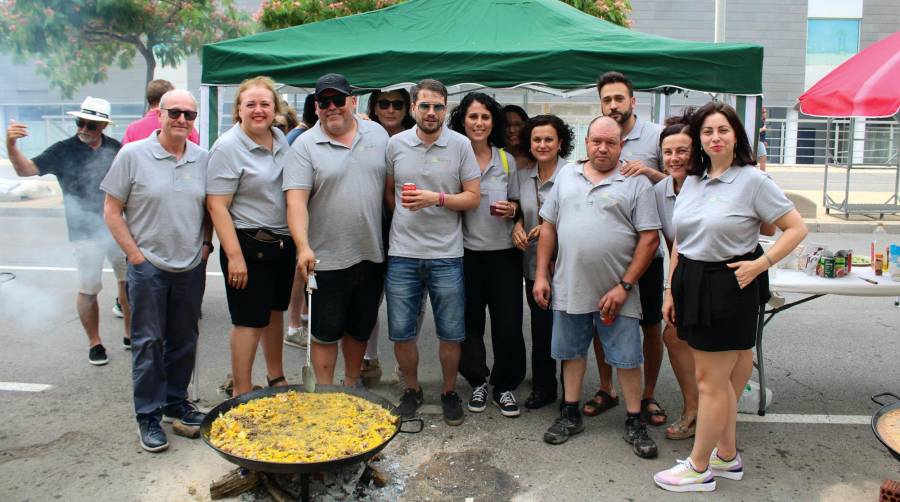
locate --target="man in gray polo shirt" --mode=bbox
[384,79,480,426]
[102,90,211,453]
[590,71,668,427]
[284,73,389,387]
[533,116,660,459]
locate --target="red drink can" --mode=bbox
[402,182,416,192]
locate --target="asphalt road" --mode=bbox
[0,215,898,502]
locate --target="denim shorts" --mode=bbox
[551,311,643,369]
[386,257,465,343]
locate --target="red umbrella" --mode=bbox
[798,32,900,118]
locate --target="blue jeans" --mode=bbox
[551,311,643,369]
[386,257,465,343]
[127,260,205,419]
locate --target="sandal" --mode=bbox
[641,397,668,426]
[665,414,697,440]
[582,389,619,417]
[267,375,287,387]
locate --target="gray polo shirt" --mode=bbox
[621,116,663,172]
[207,124,290,235]
[386,126,481,259]
[673,166,794,262]
[283,119,389,271]
[100,132,208,273]
[654,176,677,245]
[540,162,661,317]
[517,156,566,280]
[462,147,520,251]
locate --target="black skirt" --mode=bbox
[673,246,769,352]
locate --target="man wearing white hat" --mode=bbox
[5,96,130,366]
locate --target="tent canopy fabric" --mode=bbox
[201,0,763,95]
[798,32,900,118]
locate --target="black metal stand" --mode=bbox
[300,473,310,502]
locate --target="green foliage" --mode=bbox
[0,0,253,98]
[257,0,405,30]
[561,0,633,27]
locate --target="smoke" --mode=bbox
[0,273,69,332]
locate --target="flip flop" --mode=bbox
[582,389,619,417]
[665,414,697,440]
[641,397,668,426]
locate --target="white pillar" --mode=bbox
[784,108,799,165]
[852,118,866,164]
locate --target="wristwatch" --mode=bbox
[619,280,633,292]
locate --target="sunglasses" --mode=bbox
[377,99,405,111]
[75,119,101,131]
[317,94,347,109]
[417,102,447,113]
[162,108,198,121]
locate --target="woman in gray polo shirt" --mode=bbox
[207,76,296,397]
[511,114,574,410]
[450,92,526,418]
[654,103,807,492]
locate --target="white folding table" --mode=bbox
[755,267,900,415]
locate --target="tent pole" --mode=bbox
[200,85,220,149]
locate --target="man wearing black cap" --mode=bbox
[284,74,390,387]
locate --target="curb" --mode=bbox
[0,206,64,217]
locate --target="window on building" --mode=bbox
[806,19,860,65]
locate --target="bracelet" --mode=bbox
[763,252,774,267]
[438,191,445,207]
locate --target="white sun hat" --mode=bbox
[66,96,114,124]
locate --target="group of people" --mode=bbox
[6,69,809,493]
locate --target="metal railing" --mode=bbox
[766,118,898,166]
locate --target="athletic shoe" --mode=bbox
[162,401,206,427]
[709,448,744,480]
[137,418,169,453]
[493,390,521,417]
[468,383,488,412]
[624,415,658,458]
[441,391,465,426]
[397,387,423,419]
[88,344,108,366]
[543,403,584,444]
[284,326,308,349]
[123,337,132,350]
[361,358,383,388]
[654,458,716,492]
[112,298,124,318]
[524,389,557,410]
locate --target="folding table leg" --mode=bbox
[755,304,767,416]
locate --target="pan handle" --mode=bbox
[399,418,425,434]
[871,392,900,406]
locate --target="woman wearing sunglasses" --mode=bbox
[206,76,296,397]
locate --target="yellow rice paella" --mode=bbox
[209,391,397,463]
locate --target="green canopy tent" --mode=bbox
[199,0,765,146]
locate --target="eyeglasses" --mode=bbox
[416,102,446,113]
[377,99,405,111]
[162,108,198,121]
[317,94,347,109]
[75,119,101,131]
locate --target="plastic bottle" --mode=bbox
[737,380,775,414]
[871,223,887,271]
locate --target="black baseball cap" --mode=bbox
[315,73,351,96]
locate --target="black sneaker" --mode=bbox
[492,390,521,417]
[441,391,465,426]
[524,389,557,410]
[468,383,488,412]
[137,418,169,452]
[163,401,206,427]
[88,344,108,366]
[543,403,584,445]
[397,387,423,419]
[123,337,132,350]
[624,415,658,459]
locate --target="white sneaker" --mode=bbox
[112,298,124,318]
[284,326,308,349]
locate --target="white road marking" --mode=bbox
[0,382,53,392]
[0,265,224,276]
[738,413,870,425]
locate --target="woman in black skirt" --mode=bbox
[654,102,807,492]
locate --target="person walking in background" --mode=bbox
[207,76,295,397]
[102,89,210,453]
[511,114,574,410]
[6,96,130,364]
[450,92,526,418]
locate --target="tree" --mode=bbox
[257,0,631,31]
[0,1,252,98]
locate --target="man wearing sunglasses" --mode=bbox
[5,96,129,367]
[285,73,390,388]
[122,79,200,146]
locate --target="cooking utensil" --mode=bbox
[871,392,900,461]
[303,271,317,393]
[200,384,424,501]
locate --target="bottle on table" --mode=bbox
[871,223,887,272]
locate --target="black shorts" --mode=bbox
[221,231,296,328]
[638,255,664,326]
[311,260,384,344]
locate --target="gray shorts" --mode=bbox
[72,238,126,295]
